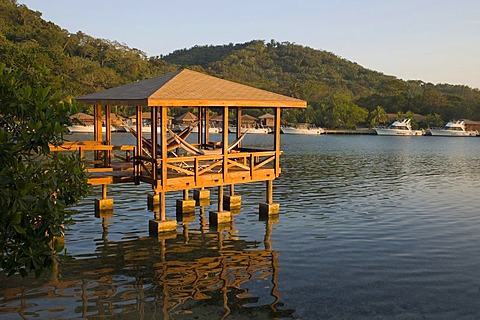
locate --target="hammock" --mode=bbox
[126,125,194,156]
[166,128,248,156]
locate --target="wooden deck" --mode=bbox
[49,142,278,192]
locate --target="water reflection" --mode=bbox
[0,210,294,319]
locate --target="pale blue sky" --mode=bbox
[19,0,480,89]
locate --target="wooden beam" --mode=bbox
[151,106,158,184]
[135,106,142,184]
[236,107,242,140]
[105,104,112,166]
[223,106,229,182]
[274,107,281,176]
[161,106,168,191]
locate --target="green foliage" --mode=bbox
[321,94,369,129]
[166,40,480,126]
[369,106,388,127]
[3,1,480,128]
[424,113,445,128]
[0,63,90,277]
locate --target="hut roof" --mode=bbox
[176,111,197,122]
[242,114,257,121]
[259,113,274,119]
[210,115,223,122]
[76,69,306,108]
[71,112,94,121]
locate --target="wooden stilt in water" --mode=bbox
[147,192,161,210]
[259,179,279,219]
[209,186,231,226]
[95,184,113,213]
[194,187,210,206]
[149,192,177,235]
[223,184,241,212]
[176,189,196,216]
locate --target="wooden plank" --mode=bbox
[88,177,113,185]
[86,167,114,173]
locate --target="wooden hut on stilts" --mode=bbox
[58,69,306,234]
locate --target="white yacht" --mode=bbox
[281,123,325,135]
[228,125,270,134]
[429,120,477,137]
[375,119,423,136]
[67,124,116,133]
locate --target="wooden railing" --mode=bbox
[49,142,135,183]
[137,149,278,191]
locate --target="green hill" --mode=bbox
[2,0,480,127]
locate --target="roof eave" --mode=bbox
[147,98,307,108]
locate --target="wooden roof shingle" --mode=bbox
[76,69,306,108]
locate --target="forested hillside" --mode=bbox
[2,0,480,128]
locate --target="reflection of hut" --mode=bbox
[71,113,94,125]
[0,219,291,319]
[175,111,197,126]
[259,113,275,127]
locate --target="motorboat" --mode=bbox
[429,120,477,137]
[191,126,221,134]
[281,123,325,135]
[177,125,221,134]
[228,125,270,134]
[374,119,423,136]
[67,124,116,133]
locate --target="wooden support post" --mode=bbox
[223,184,241,212]
[160,106,168,192]
[217,185,224,212]
[193,188,210,206]
[209,186,231,226]
[149,191,177,235]
[274,107,281,177]
[147,192,161,210]
[105,104,112,166]
[266,179,273,204]
[176,189,195,215]
[93,104,103,166]
[259,180,279,219]
[95,184,113,213]
[237,107,242,140]
[151,106,158,183]
[222,106,229,182]
[134,106,143,185]
[205,107,210,145]
[197,106,203,145]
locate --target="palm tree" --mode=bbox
[369,106,388,127]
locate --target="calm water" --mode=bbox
[2,134,480,319]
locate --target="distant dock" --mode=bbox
[324,129,376,135]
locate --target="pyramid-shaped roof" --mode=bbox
[76,69,306,108]
[176,111,197,122]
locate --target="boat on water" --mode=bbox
[191,126,221,134]
[177,125,221,134]
[374,119,423,136]
[429,120,478,137]
[228,125,270,134]
[281,123,324,135]
[68,124,116,133]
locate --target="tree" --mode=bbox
[323,93,368,129]
[0,64,90,277]
[424,113,444,128]
[369,105,388,127]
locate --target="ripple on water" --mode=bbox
[3,135,480,319]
